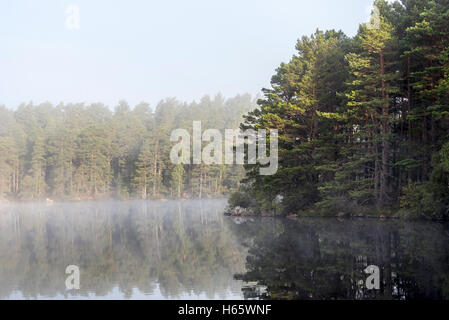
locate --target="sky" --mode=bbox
[0,0,384,109]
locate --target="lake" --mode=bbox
[1,199,449,300]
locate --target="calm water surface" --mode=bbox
[1,199,449,300]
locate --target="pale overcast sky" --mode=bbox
[0,0,380,109]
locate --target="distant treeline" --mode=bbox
[0,94,256,200]
[232,0,449,219]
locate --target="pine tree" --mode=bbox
[171,164,185,198]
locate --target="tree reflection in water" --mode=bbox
[0,199,246,299]
[1,201,449,300]
[232,217,449,300]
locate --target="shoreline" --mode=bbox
[0,197,229,203]
[224,206,449,222]
[2,198,447,222]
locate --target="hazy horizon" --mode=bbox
[0,92,258,112]
[1,0,377,109]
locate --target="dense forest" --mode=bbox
[2,0,449,220]
[230,0,449,219]
[0,94,256,200]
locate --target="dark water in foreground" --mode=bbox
[1,199,449,300]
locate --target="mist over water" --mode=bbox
[1,200,449,300]
[0,199,245,299]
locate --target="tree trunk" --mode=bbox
[380,51,390,207]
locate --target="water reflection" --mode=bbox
[232,217,449,300]
[0,199,246,299]
[1,201,449,300]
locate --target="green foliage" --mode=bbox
[234,0,449,219]
[400,182,444,219]
[0,94,257,200]
[228,190,253,209]
[440,141,449,172]
[400,145,449,219]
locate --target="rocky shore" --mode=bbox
[224,206,256,217]
[224,206,402,220]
